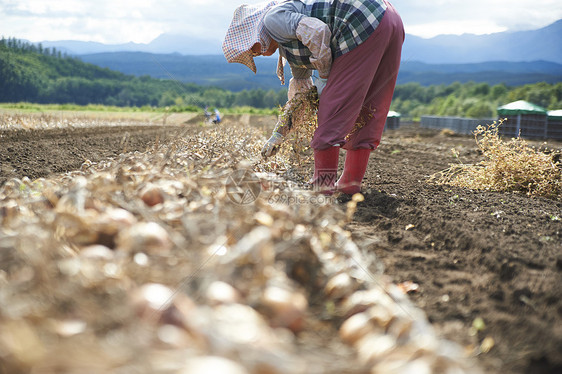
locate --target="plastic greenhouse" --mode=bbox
[547,109,562,140]
[497,100,548,139]
[385,111,401,130]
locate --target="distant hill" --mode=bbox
[0,38,284,108]
[79,52,562,90]
[39,34,222,56]
[59,20,562,90]
[79,53,284,91]
[2,39,560,118]
[41,20,562,64]
[396,60,562,86]
[402,20,562,64]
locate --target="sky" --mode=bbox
[1,0,561,44]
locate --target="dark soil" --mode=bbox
[0,120,560,374]
[0,125,186,185]
[349,126,562,374]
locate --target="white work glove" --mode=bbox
[261,131,284,159]
[315,77,328,97]
[288,77,314,102]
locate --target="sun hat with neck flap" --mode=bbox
[222,1,286,84]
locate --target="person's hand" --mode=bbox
[315,77,328,97]
[261,131,284,158]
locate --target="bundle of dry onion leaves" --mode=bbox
[431,120,562,199]
[0,120,481,374]
[275,88,319,165]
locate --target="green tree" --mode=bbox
[526,82,554,108]
[490,84,508,100]
[465,100,494,118]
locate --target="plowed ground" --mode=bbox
[1,117,560,374]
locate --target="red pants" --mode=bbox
[311,1,404,150]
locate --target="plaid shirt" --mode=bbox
[281,0,387,69]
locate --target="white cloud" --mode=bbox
[395,0,562,38]
[0,0,560,43]
[405,20,507,39]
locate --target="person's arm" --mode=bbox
[264,3,332,78]
[263,2,306,44]
[265,3,312,100]
[295,17,332,78]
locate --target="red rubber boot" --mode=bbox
[310,146,340,195]
[336,149,371,195]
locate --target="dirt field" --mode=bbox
[0,115,560,374]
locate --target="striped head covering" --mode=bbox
[223,1,286,84]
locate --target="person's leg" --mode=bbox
[336,2,404,194]
[344,2,404,150]
[336,148,371,194]
[311,2,402,150]
[310,146,340,195]
[308,8,390,194]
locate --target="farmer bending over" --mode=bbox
[223,0,404,194]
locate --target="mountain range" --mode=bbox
[37,19,562,90]
[40,33,223,56]
[77,53,562,91]
[41,20,562,63]
[402,20,562,64]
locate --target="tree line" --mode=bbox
[1,38,561,118]
[1,37,67,58]
[393,81,562,119]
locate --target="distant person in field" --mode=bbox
[213,108,222,124]
[204,105,212,123]
[223,0,404,194]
